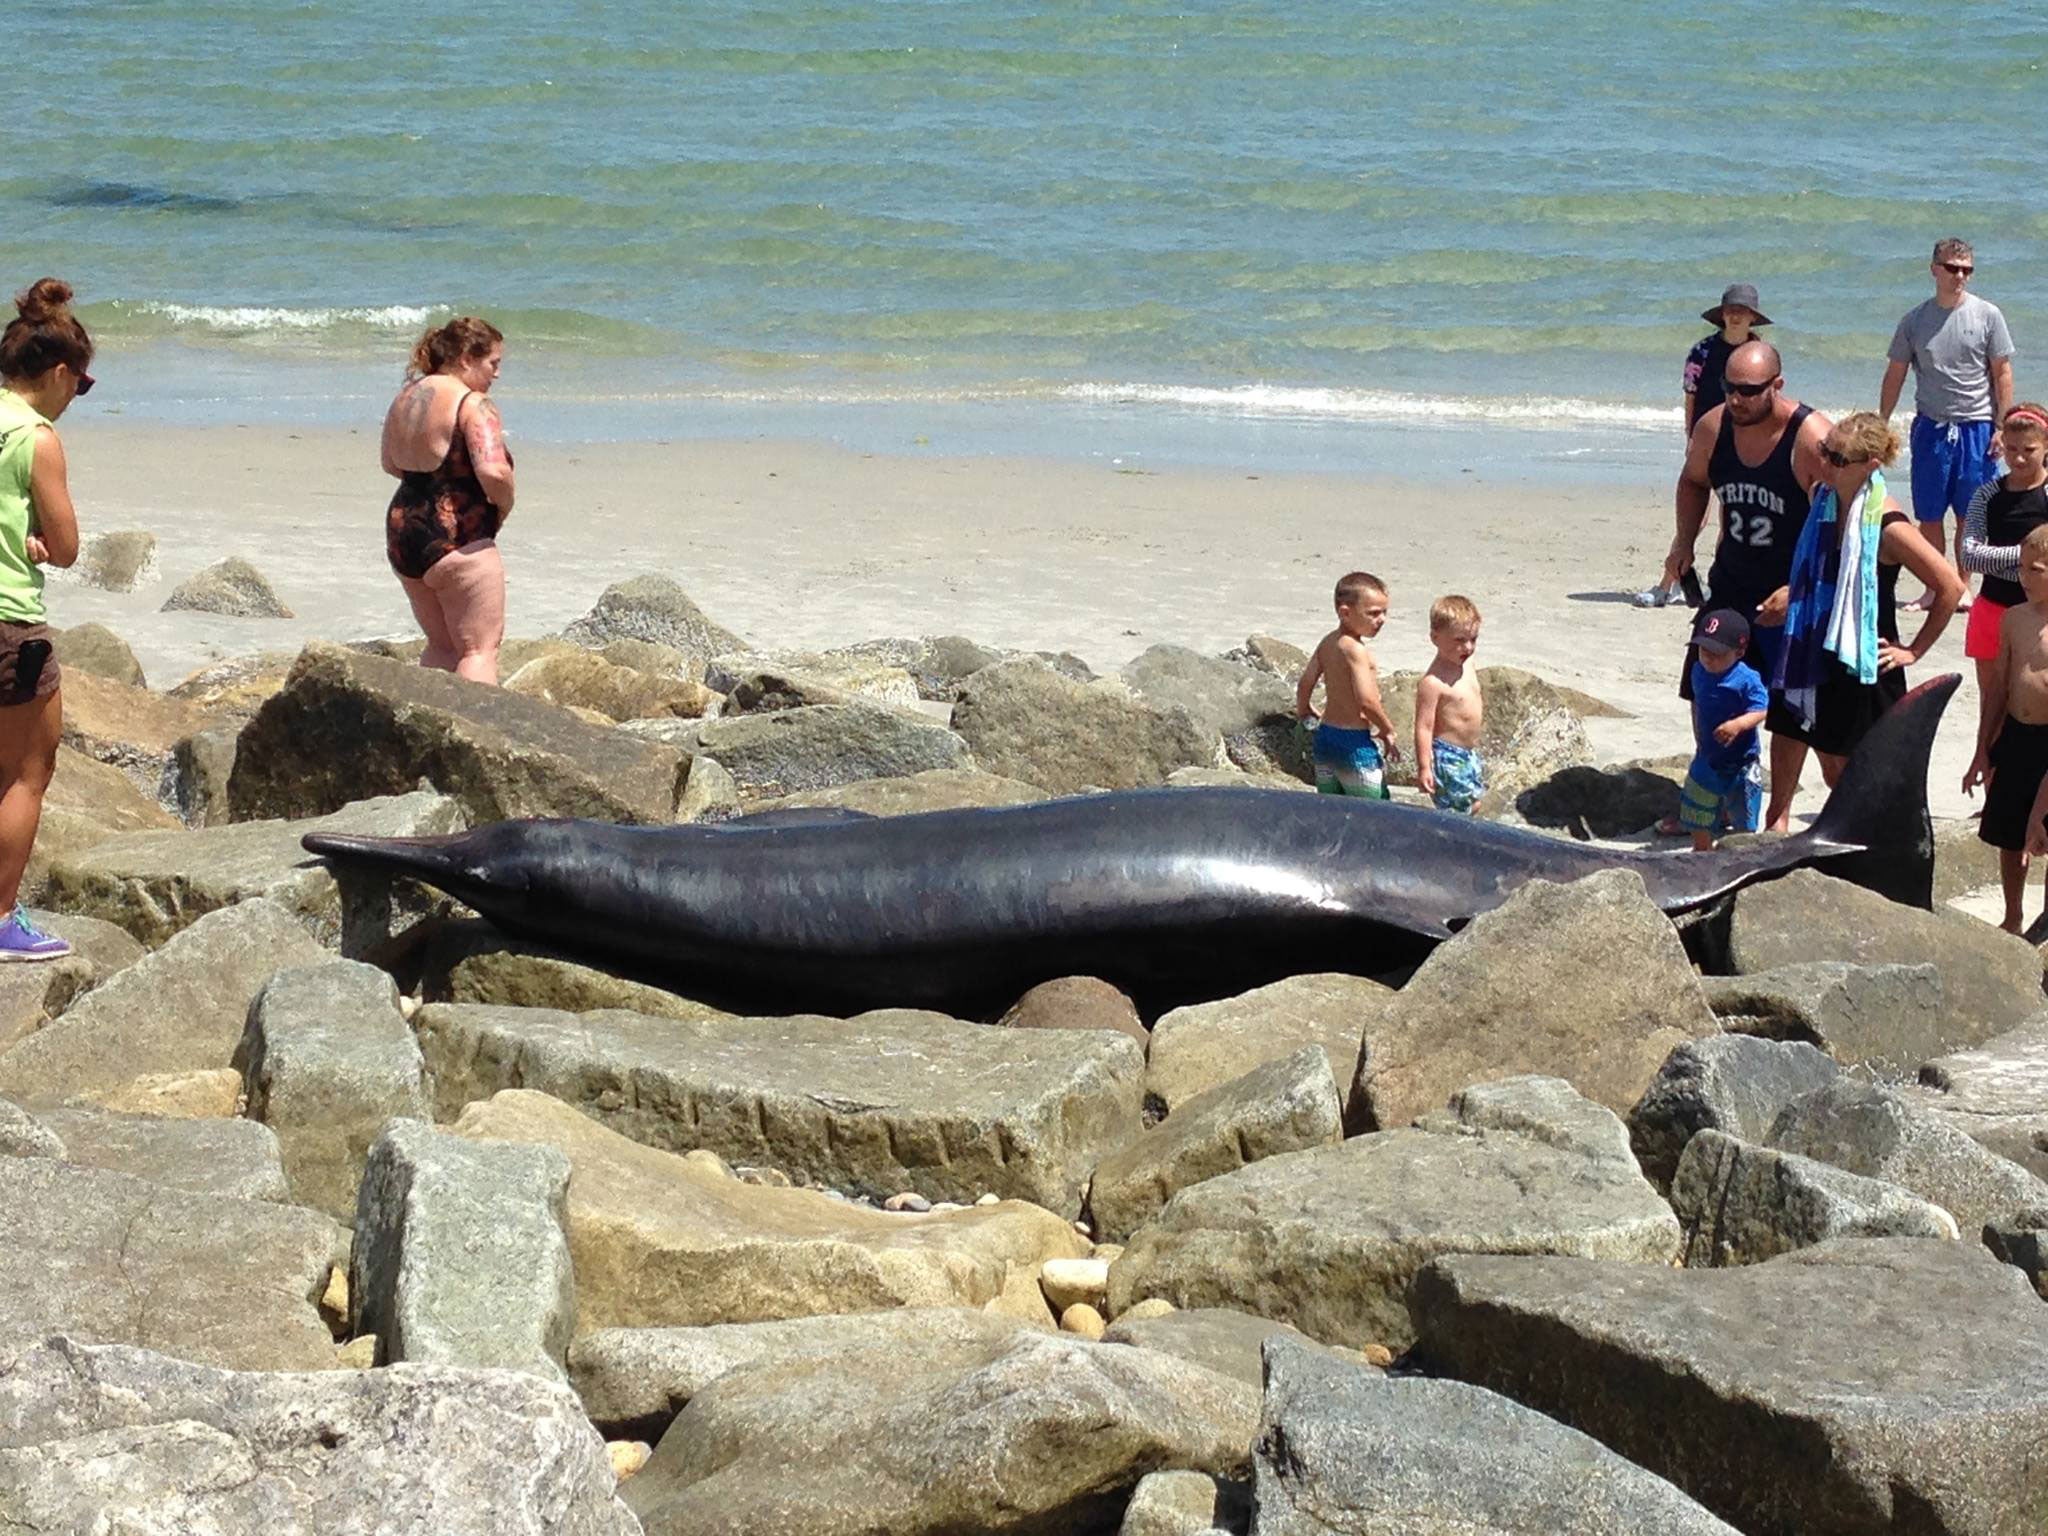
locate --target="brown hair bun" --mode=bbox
[0,276,92,381]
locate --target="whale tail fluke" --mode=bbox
[1798,671,1960,909]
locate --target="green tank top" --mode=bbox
[0,390,49,624]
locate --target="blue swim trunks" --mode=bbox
[1678,751,1762,834]
[1909,415,1995,523]
[1312,723,1389,799]
[1431,740,1485,813]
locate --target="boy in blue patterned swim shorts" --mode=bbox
[1297,571,1399,797]
[1681,608,1770,851]
[1415,594,1486,813]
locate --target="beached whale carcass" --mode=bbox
[304,675,1960,1015]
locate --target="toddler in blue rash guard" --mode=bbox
[1681,608,1770,850]
[1297,571,1400,797]
[1415,594,1486,813]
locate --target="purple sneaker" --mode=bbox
[0,906,69,963]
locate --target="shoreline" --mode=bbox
[53,416,1985,824]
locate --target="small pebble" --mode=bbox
[975,1192,1000,1206]
[607,1440,652,1482]
[1362,1343,1395,1369]
[1115,1297,1176,1324]
[736,1166,792,1188]
[319,1264,349,1321]
[335,1335,377,1369]
[1071,1219,1092,1238]
[682,1148,734,1179]
[1059,1302,1106,1340]
[1039,1256,1111,1313]
[884,1191,932,1213]
[398,994,421,1021]
[929,1200,966,1212]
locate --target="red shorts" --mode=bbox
[0,620,59,707]
[1966,596,2009,661]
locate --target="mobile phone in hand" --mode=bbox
[1679,569,1705,608]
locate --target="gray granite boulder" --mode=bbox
[33,1106,290,1203]
[351,1118,575,1382]
[43,788,463,947]
[1349,869,1719,1132]
[1702,961,1946,1075]
[418,922,730,1020]
[237,960,431,1221]
[0,898,325,1109]
[416,1002,1143,1214]
[0,916,109,1049]
[68,527,157,591]
[1146,973,1385,1126]
[1628,1034,1841,1190]
[718,655,922,711]
[1412,1239,2048,1536]
[227,641,690,824]
[1768,1078,2048,1235]
[1121,644,1294,741]
[1984,1221,2048,1296]
[741,765,1045,817]
[1252,1333,1739,1536]
[170,722,238,826]
[162,555,293,618]
[1512,758,1686,839]
[1376,665,1604,802]
[22,745,181,904]
[1730,869,2045,1050]
[0,1096,63,1158]
[561,574,746,656]
[623,1328,1258,1536]
[1909,1016,2048,1182]
[1102,1307,1334,1390]
[1672,1129,1959,1266]
[503,647,717,721]
[1001,973,1148,1044]
[690,703,973,799]
[1226,634,1310,681]
[1121,1470,1249,1536]
[1106,1091,1680,1350]
[52,621,145,687]
[0,1337,638,1535]
[952,656,1214,794]
[569,1308,1034,1441]
[1089,1045,1343,1242]
[454,1089,1085,1331]
[0,1156,343,1371]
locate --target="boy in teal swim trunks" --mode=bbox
[1297,571,1400,797]
[1415,594,1486,813]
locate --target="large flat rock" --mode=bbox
[623,1327,1258,1536]
[1730,869,2045,1051]
[1145,973,1384,1125]
[0,1337,638,1535]
[1106,1088,1679,1350]
[453,1089,1086,1330]
[1413,1239,2048,1536]
[0,1156,343,1372]
[418,920,732,1020]
[351,1118,575,1381]
[742,765,1047,817]
[418,1002,1143,1213]
[43,789,463,947]
[1252,1333,1739,1535]
[1089,1044,1342,1243]
[1908,1016,2048,1182]
[1703,961,1947,1076]
[227,640,689,824]
[0,898,326,1109]
[32,1106,290,1203]
[951,655,1214,794]
[1102,1306,1333,1390]
[57,669,212,802]
[569,1308,1035,1442]
[0,910,131,1049]
[238,960,431,1221]
[690,703,974,799]
[1350,869,1720,1132]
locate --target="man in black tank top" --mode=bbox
[1661,339,1833,831]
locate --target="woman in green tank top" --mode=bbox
[0,278,92,962]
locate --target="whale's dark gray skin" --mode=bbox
[304,674,1958,1016]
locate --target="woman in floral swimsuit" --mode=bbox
[381,316,516,683]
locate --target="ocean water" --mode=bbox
[6,1,2044,473]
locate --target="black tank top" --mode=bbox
[1978,481,2048,606]
[1706,403,1814,616]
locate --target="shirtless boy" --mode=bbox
[1965,524,2048,931]
[1415,595,1484,812]
[1297,571,1399,798]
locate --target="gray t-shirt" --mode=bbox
[1887,293,2015,422]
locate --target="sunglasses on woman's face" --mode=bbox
[1821,444,1856,467]
[70,367,94,397]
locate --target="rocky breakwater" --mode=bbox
[0,593,2043,1531]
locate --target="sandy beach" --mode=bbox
[55,419,1985,827]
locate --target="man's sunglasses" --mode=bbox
[1724,379,1774,398]
[1941,262,1974,276]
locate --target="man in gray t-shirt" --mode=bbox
[1879,237,2015,608]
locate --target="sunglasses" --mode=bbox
[1941,263,1974,276]
[1724,379,1774,398]
[69,366,94,397]
[1821,444,1858,467]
